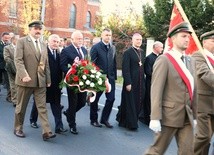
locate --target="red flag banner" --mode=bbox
[165,5,198,55]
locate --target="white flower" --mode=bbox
[79,81,84,86]
[96,72,102,76]
[82,75,87,80]
[91,69,96,74]
[90,83,95,87]
[90,74,95,78]
[98,80,103,85]
[85,80,91,85]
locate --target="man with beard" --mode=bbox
[116,33,145,130]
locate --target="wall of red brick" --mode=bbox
[0,0,99,39]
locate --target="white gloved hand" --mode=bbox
[149,120,161,133]
[193,119,197,128]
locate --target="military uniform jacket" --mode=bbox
[192,51,214,114]
[15,36,51,87]
[3,44,16,75]
[150,51,197,128]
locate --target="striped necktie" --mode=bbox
[77,48,82,59]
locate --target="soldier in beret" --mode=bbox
[14,20,56,141]
[192,30,214,155]
[145,22,197,155]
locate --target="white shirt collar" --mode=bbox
[172,48,185,58]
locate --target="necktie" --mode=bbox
[35,40,41,58]
[181,55,186,66]
[77,48,82,59]
[106,44,109,50]
[53,50,56,60]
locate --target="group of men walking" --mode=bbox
[1,19,214,155]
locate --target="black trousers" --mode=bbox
[30,98,64,130]
[90,80,115,123]
[65,88,86,128]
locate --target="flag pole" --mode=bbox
[174,0,213,70]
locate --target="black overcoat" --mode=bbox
[46,48,62,103]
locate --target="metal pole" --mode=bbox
[41,0,46,22]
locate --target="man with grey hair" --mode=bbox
[60,30,87,134]
[139,41,163,125]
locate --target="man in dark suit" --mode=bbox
[90,28,117,128]
[29,34,67,134]
[60,30,87,134]
[145,22,197,154]
[14,21,56,141]
[0,32,11,101]
[139,41,163,125]
[193,30,214,155]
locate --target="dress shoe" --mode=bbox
[55,128,68,134]
[42,132,56,141]
[91,121,102,128]
[14,130,25,138]
[70,127,78,135]
[100,121,113,128]
[63,111,67,116]
[60,105,64,110]
[31,122,39,128]
[6,97,12,103]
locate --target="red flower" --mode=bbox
[81,60,88,66]
[83,69,89,74]
[95,66,100,71]
[92,63,96,66]
[70,68,77,74]
[73,76,79,82]
[65,75,70,82]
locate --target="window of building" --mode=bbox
[9,0,17,17]
[69,4,76,28]
[86,11,91,28]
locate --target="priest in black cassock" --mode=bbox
[116,33,145,130]
[139,41,163,126]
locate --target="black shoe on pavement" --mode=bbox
[70,127,78,135]
[55,128,68,134]
[91,121,102,128]
[31,122,39,128]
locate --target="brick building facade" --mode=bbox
[0,0,100,40]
